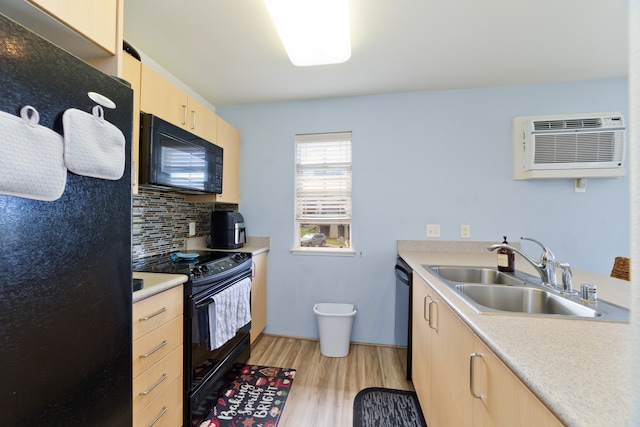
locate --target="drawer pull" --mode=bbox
[147,406,168,427]
[139,373,169,396]
[139,307,167,321]
[140,340,168,358]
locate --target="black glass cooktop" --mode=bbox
[133,250,252,289]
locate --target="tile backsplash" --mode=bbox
[133,188,215,260]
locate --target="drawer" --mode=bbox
[133,375,183,427]
[133,285,183,340]
[133,315,183,378]
[133,345,183,415]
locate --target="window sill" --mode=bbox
[290,247,356,257]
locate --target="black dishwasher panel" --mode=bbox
[395,256,412,380]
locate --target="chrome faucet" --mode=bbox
[487,237,558,288]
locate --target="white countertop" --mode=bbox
[132,272,188,303]
[398,248,632,427]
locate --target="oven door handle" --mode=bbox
[195,296,215,310]
[192,270,252,308]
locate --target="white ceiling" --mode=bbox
[123,0,629,107]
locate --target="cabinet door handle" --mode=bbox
[470,352,482,399]
[191,110,196,129]
[147,406,169,427]
[139,373,169,395]
[182,104,187,125]
[139,307,167,321]
[140,340,168,358]
[428,300,437,331]
[423,296,428,321]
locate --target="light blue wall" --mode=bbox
[217,79,629,345]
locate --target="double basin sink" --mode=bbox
[424,265,629,322]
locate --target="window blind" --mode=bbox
[295,132,352,224]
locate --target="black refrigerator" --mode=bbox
[0,14,133,426]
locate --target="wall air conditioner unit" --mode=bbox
[513,112,626,180]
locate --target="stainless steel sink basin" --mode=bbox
[423,265,629,322]
[454,284,601,317]
[427,266,527,286]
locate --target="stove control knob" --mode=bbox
[191,266,202,277]
[200,265,210,274]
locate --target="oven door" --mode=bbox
[188,324,250,426]
[185,270,252,426]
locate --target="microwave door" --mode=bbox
[140,113,223,194]
[155,136,206,191]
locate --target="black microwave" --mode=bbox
[139,113,223,194]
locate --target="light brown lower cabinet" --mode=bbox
[132,377,183,427]
[250,252,267,344]
[411,272,435,419]
[471,337,562,426]
[412,273,563,427]
[132,285,184,427]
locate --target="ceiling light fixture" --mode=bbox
[263,0,351,67]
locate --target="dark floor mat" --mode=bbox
[353,387,427,427]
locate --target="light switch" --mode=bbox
[189,222,196,236]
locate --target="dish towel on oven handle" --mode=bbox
[208,277,252,351]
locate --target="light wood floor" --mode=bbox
[248,335,414,426]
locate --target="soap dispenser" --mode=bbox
[497,236,515,273]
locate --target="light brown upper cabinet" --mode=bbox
[215,116,241,204]
[2,0,123,75]
[121,51,141,194]
[185,96,219,143]
[140,63,188,128]
[28,0,119,55]
[140,63,218,142]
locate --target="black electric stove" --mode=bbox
[133,250,252,293]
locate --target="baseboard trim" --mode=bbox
[255,333,401,349]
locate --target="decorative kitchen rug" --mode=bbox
[353,387,427,427]
[198,364,296,427]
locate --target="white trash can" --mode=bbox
[313,303,357,357]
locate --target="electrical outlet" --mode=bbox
[461,224,471,239]
[426,224,440,238]
[574,178,586,193]
[189,222,196,236]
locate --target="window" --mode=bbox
[294,132,352,253]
